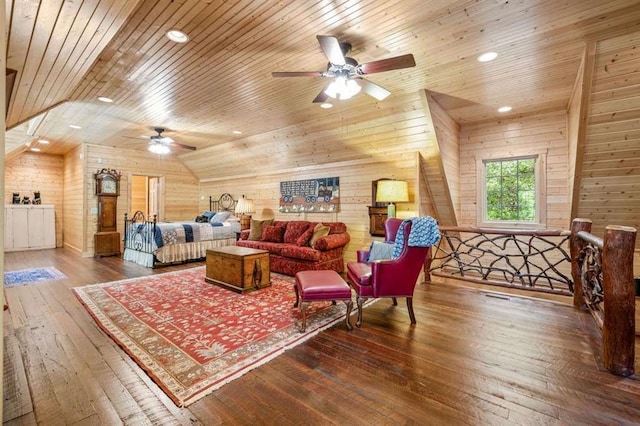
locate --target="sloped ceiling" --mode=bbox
[5,0,640,181]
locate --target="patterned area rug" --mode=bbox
[4,267,67,287]
[73,267,355,407]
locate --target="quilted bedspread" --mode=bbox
[153,222,237,249]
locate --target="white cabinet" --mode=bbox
[4,205,56,251]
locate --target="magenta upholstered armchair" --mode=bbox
[356,218,403,262]
[347,218,432,327]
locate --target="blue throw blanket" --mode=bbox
[392,216,440,259]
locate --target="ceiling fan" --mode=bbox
[272,35,416,103]
[126,127,197,153]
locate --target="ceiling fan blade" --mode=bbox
[358,54,416,74]
[312,84,332,103]
[272,71,324,78]
[317,35,345,65]
[358,79,391,101]
[169,141,197,151]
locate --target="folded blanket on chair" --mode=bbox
[392,216,440,259]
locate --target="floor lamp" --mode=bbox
[376,180,409,218]
[235,195,255,230]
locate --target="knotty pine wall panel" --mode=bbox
[459,110,570,230]
[580,31,640,248]
[4,152,64,247]
[84,144,199,256]
[422,90,461,226]
[182,93,431,181]
[63,146,85,253]
[200,158,419,264]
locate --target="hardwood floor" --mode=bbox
[3,248,640,425]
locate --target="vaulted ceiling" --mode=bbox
[5,0,640,180]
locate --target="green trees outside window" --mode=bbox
[485,157,536,222]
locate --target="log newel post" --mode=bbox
[570,218,592,309]
[602,225,636,377]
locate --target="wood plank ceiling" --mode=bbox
[5,0,640,180]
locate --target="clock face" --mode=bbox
[102,177,117,194]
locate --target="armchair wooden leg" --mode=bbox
[392,297,398,306]
[406,297,416,324]
[356,296,365,327]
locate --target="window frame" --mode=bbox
[476,150,547,229]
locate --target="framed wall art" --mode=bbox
[279,177,340,213]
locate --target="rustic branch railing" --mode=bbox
[428,220,637,377]
[570,218,636,377]
[429,226,573,295]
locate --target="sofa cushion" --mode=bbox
[279,245,322,262]
[283,221,311,244]
[296,227,314,246]
[248,219,274,241]
[261,225,285,243]
[310,223,330,247]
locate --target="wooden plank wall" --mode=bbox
[200,158,418,264]
[566,44,593,217]
[4,152,64,247]
[459,110,570,230]
[421,90,461,225]
[84,144,200,256]
[182,92,433,183]
[579,31,640,247]
[62,146,85,253]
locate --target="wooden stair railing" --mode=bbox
[570,218,637,377]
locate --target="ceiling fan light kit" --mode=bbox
[272,35,415,103]
[148,142,170,154]
[325,76,361,100]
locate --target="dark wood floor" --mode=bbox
[3,248,640,425]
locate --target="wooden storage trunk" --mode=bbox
[205,246,271,293]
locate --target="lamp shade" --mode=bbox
[376,180,409,203]
[234,196,255,215]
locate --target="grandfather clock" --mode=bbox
[94,168,121,257]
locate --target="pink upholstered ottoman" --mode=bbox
[294,270,353,333]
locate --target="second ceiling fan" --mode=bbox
[125,127,197,153]
[272,35,416,103]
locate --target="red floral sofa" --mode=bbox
[236,220,350,276]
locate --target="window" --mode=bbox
[477,153,546,228]
[485,157,536,221]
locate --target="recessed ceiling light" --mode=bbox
[38,139,50,144]
[167,30,189,43]
[98,96,113,103]
[232,130,242,135]
[69,124,82,129]
[30,147,41,152]
[498,106,512,113]
[320,103,333,109]
[477,52,498,62]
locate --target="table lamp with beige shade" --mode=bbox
[375,180,408,218]
[234,195,255,230]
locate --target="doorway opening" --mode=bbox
[130,175,164,220]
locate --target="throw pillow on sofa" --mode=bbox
[248,219,274,241]
[283,221,311,244]
[296,227,314,246]
[261,225,285,243]
[309,223,330,247]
